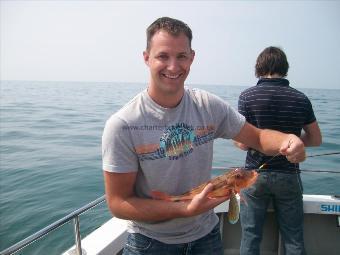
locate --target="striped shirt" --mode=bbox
[238,78,316,171]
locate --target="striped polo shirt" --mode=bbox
[238,78,316,171]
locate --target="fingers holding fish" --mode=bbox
[184,183,230,217]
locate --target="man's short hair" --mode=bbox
[255,46,289,78]
[146,17,192,51]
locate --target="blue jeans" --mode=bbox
[122,223,223,255]
[240,171,306,255]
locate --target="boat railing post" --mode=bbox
[74,216,82,255]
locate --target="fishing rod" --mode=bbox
[259,151,340,169]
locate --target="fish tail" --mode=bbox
[151,191,175,201]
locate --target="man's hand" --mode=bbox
[234,122,306,163]
[183,183,229,217]
[279,134,306,163]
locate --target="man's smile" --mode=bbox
[162,73,183,79]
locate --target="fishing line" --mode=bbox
[299,169,340,174]
[258,140,294,169]
[258,152,280,169]
[307,152,340,157]
[213,151,340,174]
[259,151,340,169]
[213,167,340,174]
[256,169,340,174]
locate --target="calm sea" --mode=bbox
[1,81,339,254]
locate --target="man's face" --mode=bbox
[143,30,195,97]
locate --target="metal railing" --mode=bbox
[0,195,106,255]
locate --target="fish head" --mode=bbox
[228,168,258,190]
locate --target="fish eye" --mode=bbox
[235,174,241,179]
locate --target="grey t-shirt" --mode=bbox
[102,87,245,244]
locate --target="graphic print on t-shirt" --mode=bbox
[135,122,215,161]
[160,123,195,160]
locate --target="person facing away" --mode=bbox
[235,46,322,255]
[102,18,306,255]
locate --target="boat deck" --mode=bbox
[63,194,340,255]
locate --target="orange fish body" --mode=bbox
[151,168,258,202]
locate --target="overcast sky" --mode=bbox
[1,0,340,89]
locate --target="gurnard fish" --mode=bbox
[151,168,258,223]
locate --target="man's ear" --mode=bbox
[143,51,150,66]
[190,50,195,63]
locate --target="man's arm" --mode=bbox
[104,171,228,221]
[233,122,306,163]
[301,121,322,147]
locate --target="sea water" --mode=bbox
[1,81,339,254]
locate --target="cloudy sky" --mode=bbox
[1,0,339,89]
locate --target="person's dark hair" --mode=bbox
[255,46,289,78]
[146,17,192,51]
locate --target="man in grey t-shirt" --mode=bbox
[102,17,306,255]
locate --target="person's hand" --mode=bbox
[183,183,229,217]
[279,135,306,163]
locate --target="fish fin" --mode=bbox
[150,190,173,201]
[227,193,239,224]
